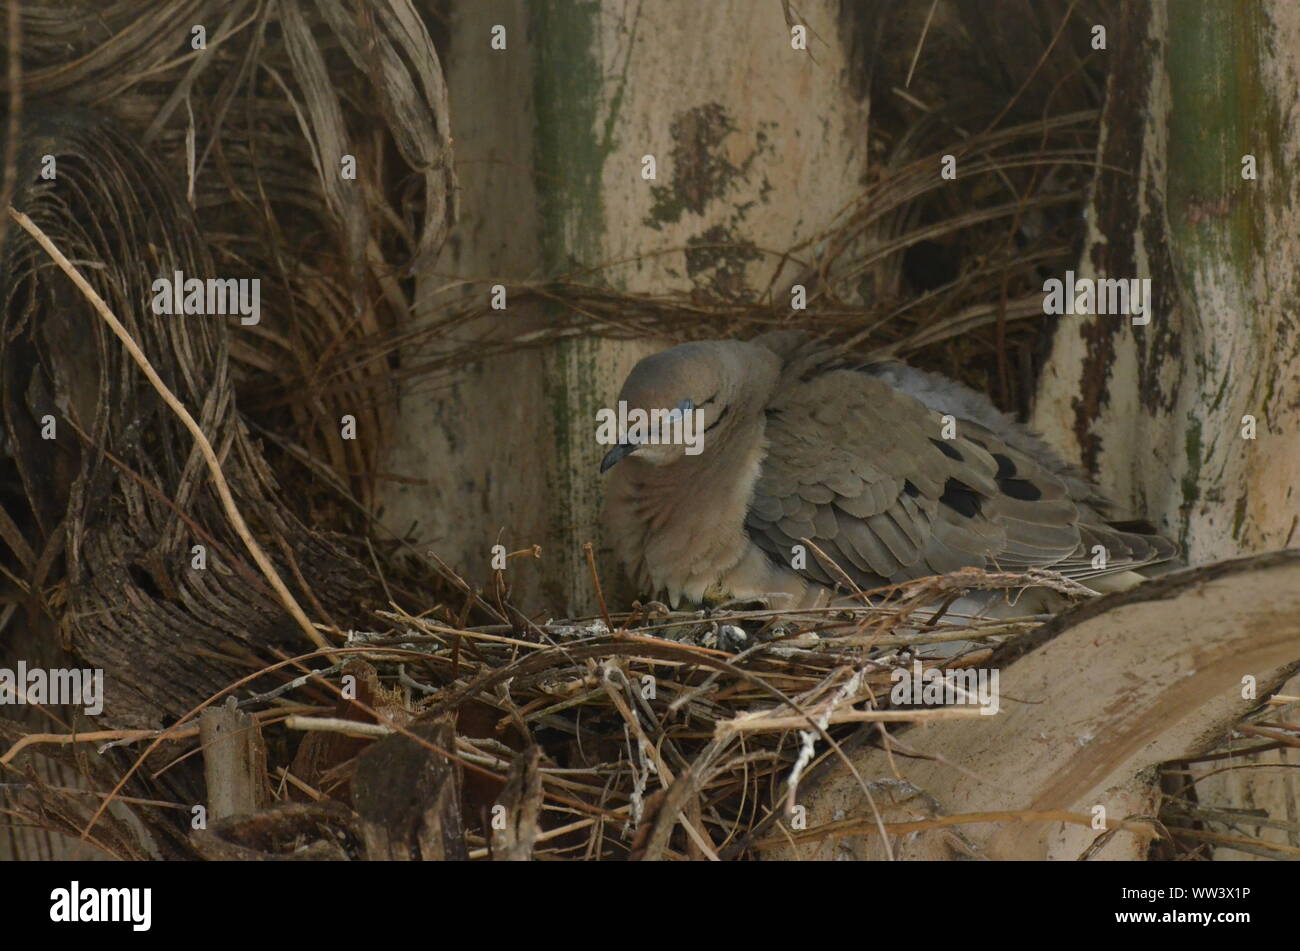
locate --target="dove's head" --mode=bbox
[599,340,777,471]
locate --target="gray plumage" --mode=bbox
[601,332,1176,609]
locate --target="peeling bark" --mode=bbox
[1032,0,1300,561]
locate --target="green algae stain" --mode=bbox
[1166,2,1282,290]
[530,2,613,609]
[532,0,607,270]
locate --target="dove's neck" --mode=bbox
[609,412,770,607]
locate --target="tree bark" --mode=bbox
[1031,0,1300,561]
[1026,0,1300,861]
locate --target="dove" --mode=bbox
[600,332,1176,611]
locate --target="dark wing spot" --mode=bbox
[903,480,921,498]
[998,477,1042,501]
[929,437,964,461]
[992,452,1017,479]
[940,478,982,518]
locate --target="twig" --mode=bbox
[753,809,1159,851]
[905,0,939,89]
[1,727,195,766]
[583,541,614,633]
[284,716,393,739]
[719,705,992,734]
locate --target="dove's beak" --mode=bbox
[600,442,637,473]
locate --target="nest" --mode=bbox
[1,564,1087,860]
